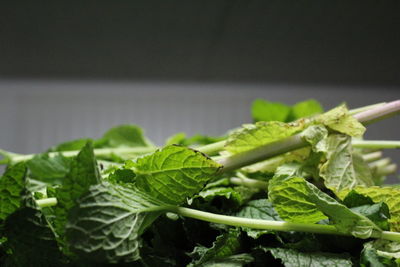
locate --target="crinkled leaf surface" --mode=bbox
[66,182,167,263]
[225,121,304,155]
[54,142,101,243]
[188,228,241,266]
[315,105,365,137]
[236,199,281,239]
[131,145,221,205]
[0,163,26,220]
[259,247,352,267]
[362,240,400,266]
[339,186,400,232]
[319,134,374,193]
[268,175,381,238]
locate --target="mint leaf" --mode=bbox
[236,199,281,239]
[131,145,221,205]
[3,207,64,266]
[54,142,101,245]
[0,163,26,220]
[288,99,323,121]
[49,138,92,152]
[316,105,365,137]
[66,182,167,263]
[319,134,374,192]
[192,254,254,267]
[251,99,291,122]
[269,174,381,238]
[27,153,71,185]
[97,124,154,148]
[226,121,304,155]
[362,240,400,266]
[259,247,353,267]
[188,228,242,266]
[339,187,400,232]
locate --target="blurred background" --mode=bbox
[0,2,399,171]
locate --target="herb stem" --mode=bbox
[196,141,225,155]
[362,151,383,162]
[172,206,400,242]
[352,140,400,149]
[229,177,268,190]
[36,197,58,208]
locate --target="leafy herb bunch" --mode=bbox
[1,99,400,266]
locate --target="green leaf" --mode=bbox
[343,190,390,230]
[338,187,400,232]
[54,142,101,245]
[319,134,374,193]
[362,240,400,266]
[193,254,254,267]
[66,182,167,263]
[259,247,353,267]
[315,105,366,137]
[3,207,64,267]
[96,124,154,148]
[236,199,281,239]
[26,153,72,185]
[188,228,242,266]
[48,138,92,152]
[225,121,304,155]
[251,99,291,122]
[288,99,323,121]
[196,187,243,206]
[131,145,221,205]
[165,132,187,146]
[0,163,27,220]
[268,175,381,238]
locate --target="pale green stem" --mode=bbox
[362,151,383,162]
[229,177,268,190]
[352,140,400,149]
[369,158,392,170]
[196,141,225,155]
[171,206,400,242]
[348,102,385,116]
[36,197,58,208]
[375,164,397,177]
[353,100,400,125]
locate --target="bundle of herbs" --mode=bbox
[1,99,400,266]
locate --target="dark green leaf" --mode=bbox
[54,142,101,246]
[3,207,65,267]
[258,247,353,267]
[236,199,281,239]
[0,163,26,220]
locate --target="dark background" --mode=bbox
[1,1,400,86]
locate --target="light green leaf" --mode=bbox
[27,153,72,185]
[67,182,167,263]
[289,99,323,121]
[97,124,154,148]
[196,187,243,205]
[54,142,101,244]
[319,134,374,193]
[225,121,305,155]
[251,99,291,122]
[188,228,242,266]
[131,145,221,205]
[268,175,381,238]
[338,186,400,232]
[165,132,186,146]
[315,105,365,137]
[259,247,352,267]
[236,199,281,239]
[0,163,26,220]
[48,138,92,152]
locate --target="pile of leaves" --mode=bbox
[1,99,400,266]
